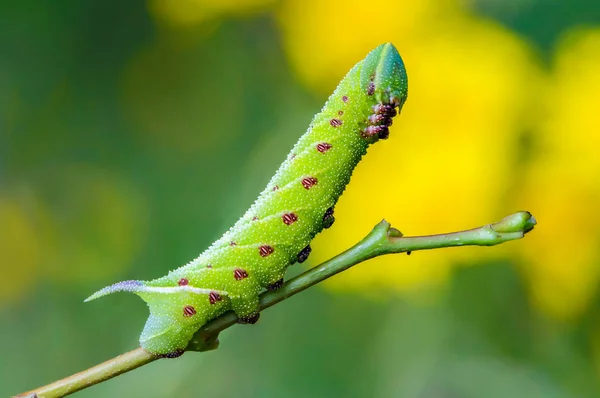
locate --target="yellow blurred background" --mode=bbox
[2,0,599,396]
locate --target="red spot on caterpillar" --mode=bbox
[267,279,284,291]
[290,153,297,159]
[297,245,312,263]
[316,143,332,153]
[259,245,274,257]
[234,268,248,280]
[252,216,259,221]
[367,82,375,96]
[301,177,318,189]
[230,241,237,246]
[178,278,188,286]
[238,313,260,324]
[282,213,298,225]
[206,264,213,269]
[338,110,344,115]
[272,185,279,191]
[342,95,348,102]
[183,305,196,317]
[208,291,222,305]
[330,118,343,127]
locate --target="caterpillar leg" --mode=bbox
[267,278,284,291]
[238,312,260,324]
[224,267,262,324]
[231,293,261,324]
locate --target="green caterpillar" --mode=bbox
[87,43,408,356]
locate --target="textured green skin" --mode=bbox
[87,43,408,355]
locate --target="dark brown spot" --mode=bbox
[259,245,274,257]
[282,213,298,225]
[297,245,312,263]
[272,185,279,191]
[209,291,222,305]
[206,264,213,269]
[407,251,412,256]
[178,278,189,286]
[159,350,184,359]
[338,110,344,115]
[230,241,237,246]
[316,142,332,153]
[183,305,196,317]
[330,118,343,127]
[323,207,335,229]
[301,177,318,189]
[234,268,248,280]
[267,279,284,291]
[342,95,348,102]
[367,82,375,96]
[377,126,390,139]
[290,153,297,159]
[238,313,260,324]
[252,216,259,221]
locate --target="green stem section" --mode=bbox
[16,211,536,398]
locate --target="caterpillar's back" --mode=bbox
[87,43,408,356]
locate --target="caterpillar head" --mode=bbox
[360,43,408,111]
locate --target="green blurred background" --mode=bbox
[2,0,600,396]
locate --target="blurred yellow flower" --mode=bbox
[149,0,277,27]
[0,191,42,306]
[276,0,459,92]
[517,28,600,321]
[277,0,542,293]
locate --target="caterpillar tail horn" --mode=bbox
[85,279,228,355]
[84,280,147,302]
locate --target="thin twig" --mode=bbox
[16,211,536,398]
